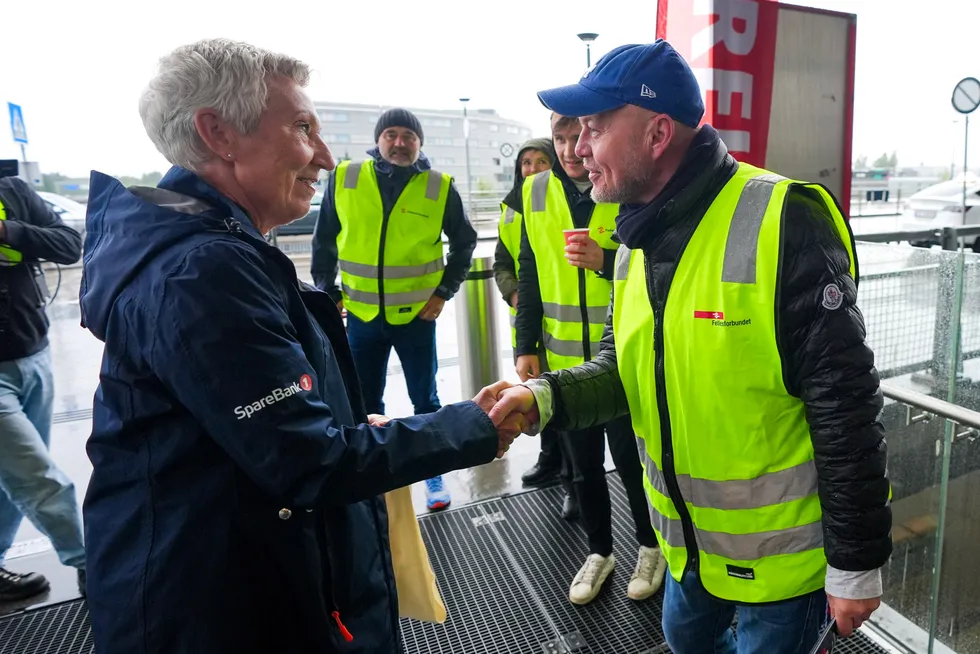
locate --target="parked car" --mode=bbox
[275,190,322,236]
[900,175,980,249]
[38,191,87,239]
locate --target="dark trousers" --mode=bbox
[346,312,440,416]
[559,414,657,557]
[516,349,563,473]
[537,427,563,470]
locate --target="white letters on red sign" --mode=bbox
[691,0,760,155]
[691,0,759,59]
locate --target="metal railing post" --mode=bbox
[454,255,501,399]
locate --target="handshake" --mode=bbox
[367,381,541,460]
[473,381,542,458]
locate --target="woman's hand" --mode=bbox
[367,414,391,427]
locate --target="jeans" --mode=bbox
[0,346,85,569]
[560,413,657,556]
[346,313,440,416]
[663,570,828,654]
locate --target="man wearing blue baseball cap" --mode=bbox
[489,40,891,653]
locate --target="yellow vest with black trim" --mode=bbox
[612,163,857,603]
[523,170,619,370]
[335,160,451,325]
[497,203,523,348]
[0,198,23,267]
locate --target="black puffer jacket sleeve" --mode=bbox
[538,263,631,429]
[779,187,892,572]
[493,226,519,303]
[515,219,544,357]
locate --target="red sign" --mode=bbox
[694,310,724,320]
[657,0,780,166]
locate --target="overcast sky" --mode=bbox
[1,0,977,179]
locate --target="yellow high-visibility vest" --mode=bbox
[613,163,856,602]
[0,199,23,266]
[497,203,523,348]
[334,160,451,325]
[522,170,618,370]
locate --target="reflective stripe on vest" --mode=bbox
[523,170,618,370]
[613,163,857,603]
[0,198,23,267]
[335,160,450,325]
[497,204,523,348]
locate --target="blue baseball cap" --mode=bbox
[537,40,705,128]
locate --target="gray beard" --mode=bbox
[591,173,650,204]
[590,146,653,204]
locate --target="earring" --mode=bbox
[227,154,232,159]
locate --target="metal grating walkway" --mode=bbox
[0,475,894,654]
[402,474,892,654]
[0,600,93,654]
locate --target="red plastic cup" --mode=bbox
[563,228,591,245]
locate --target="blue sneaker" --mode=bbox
[424,476,451,511]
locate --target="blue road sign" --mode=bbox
[8,103,27,145]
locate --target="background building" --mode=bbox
[314,101,534,198]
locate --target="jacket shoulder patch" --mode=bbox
[821,283,844,310]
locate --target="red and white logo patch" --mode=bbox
[694,310,724,320]
[235,375,314,420]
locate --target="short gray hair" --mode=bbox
[139,39,311,171]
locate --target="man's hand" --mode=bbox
[509,291,519,309]
[336,299,347,319]
[472,380,523,457]
[487,385,540,436]
[828,594,880,637]
[516,354,540,382]
[367,414,390,427]
[419,295,446,321]
[564,233,604,272]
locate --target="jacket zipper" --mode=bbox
[331,611,354,643]
[377,210,391,315]
[577,267,591,361]
[577,205,596,362]
[644,255,700,576]
[224,215,377,645]
[312,506,356,645]
[223,217,242,234]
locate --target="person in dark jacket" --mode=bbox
[79,38,519,654]
[492,138,568,493]
[489,41,891,653]
[310,109,478,512]
[0,174,85,602]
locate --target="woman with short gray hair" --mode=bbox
[79,38,517,653]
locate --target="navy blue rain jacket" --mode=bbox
[78,166,499,653]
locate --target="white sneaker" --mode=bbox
[627,545,667,601]
[569,553,615,605]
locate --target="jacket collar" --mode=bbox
[157,166,265,241]
[614,125,738,250]
[367,147,432,177]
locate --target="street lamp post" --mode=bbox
[577,32,599,68]
[460,97,474,216]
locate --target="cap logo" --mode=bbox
[582,62,598,79]
[640,84,657,99]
